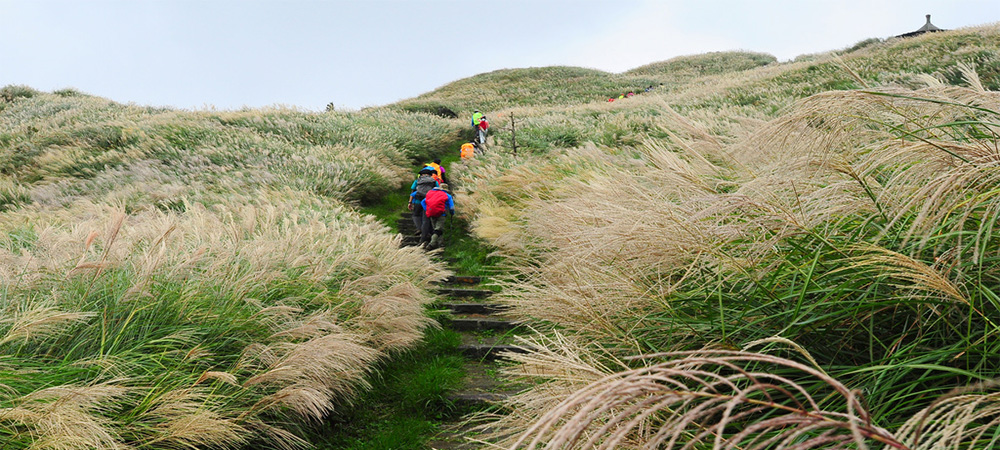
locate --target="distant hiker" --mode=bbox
[421,164,443,184]
[477,115,489,144]
[425,158,449,185]
[420,184,455,250]
[460,141,476,159]
[626,91,635,97]
[471,110,483,137]
[409,168,439,236]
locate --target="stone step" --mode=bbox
[401,236,421,246]
[437,287,494,298]
[446,361,515,411]
[460,343,530,360]
[449,392,509,409]
[458,333,530,361]
[447,315,519,332]
[442,302,509,315]
[438,275,483,285]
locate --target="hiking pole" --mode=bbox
[446,214,452,248]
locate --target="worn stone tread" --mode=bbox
[442,302,509,315]
[438,275,484,285]
[460,343,530,360]
[448,316,520,332]
[438,287,495,298]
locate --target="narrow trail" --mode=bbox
[395,209,525,449]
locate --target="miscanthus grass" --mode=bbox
[0,90,456,448]
[453,28,1000,449]
[0,194,450,448]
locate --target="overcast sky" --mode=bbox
[3,0,998,111]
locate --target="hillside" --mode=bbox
[0,86,462,448]
[4,21,1000,450]
[393,51,777,115]
[444,23,1000,448]
[395,28,1000,155]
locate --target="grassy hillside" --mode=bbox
[443,23,1000,448]
[624,50,777,77]
[5,20,1000,450]
[0,87,463,448]
[396,28,1000,157]
[395,51,778,117]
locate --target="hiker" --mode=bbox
[425,158,449,185]
[420,184,455,250]
[477,115,489,144]
[409,167,439,237]
[460,141,476,159]
[471,109,483,137]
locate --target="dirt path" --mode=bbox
[396,212,524,449]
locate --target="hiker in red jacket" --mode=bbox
[408,167,439,238]
[477,115,489,144]
[419,184,455,250]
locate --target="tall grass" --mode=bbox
[0,90,459,448]
[450,25,1000,449]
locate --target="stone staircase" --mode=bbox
[396,211,525,449]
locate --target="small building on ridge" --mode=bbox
[897,14,947,38]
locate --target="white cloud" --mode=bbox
[561,1,743,73]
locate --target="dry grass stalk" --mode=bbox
[508,351,900,450]
[137,387,246,449]
[895,388,1000,450]
[0,303,95,345]
[839,244,970,307]
[0,382,130,450]
[241,333,379,420]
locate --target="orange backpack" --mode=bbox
[460,143,475,159]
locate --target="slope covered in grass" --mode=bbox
[624,50,776,78]
[0,87,464,448]
[395,51,779,116]
[443,23,1000,448]
[5,20,1000,450]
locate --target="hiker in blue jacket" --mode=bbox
[420,184,455,250]
[409,167,439,239]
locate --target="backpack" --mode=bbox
[425,162,442,178]
[424,189,449,217]
[413,175,437,201]
[460,143,475,159]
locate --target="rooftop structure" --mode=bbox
[897,14,946,38]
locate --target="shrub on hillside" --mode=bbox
[398,100,458,118]
[845,37,884,53]
[0,85,39,103]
